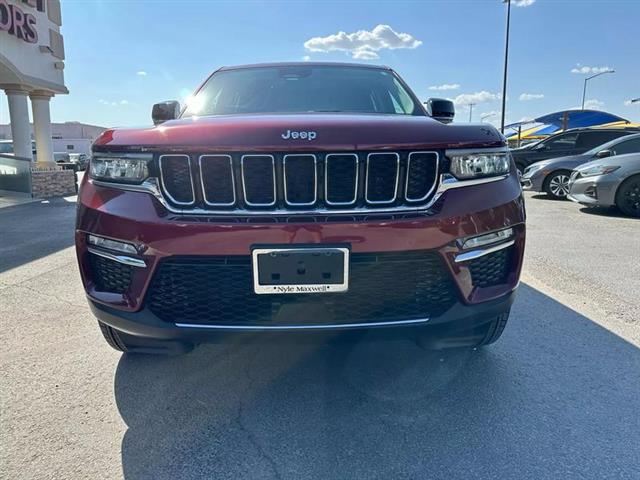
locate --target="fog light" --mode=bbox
[87,234,139,255]
[461,228,514,250]
[585,185,597,199]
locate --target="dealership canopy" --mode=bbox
[506,110,633,141]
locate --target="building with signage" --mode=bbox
[0,121,107,155]
[0,0,74,197]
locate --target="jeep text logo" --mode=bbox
[281,130,317,141]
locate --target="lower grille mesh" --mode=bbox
[468,247,513,288]
[89,253,133,294]
[146,251,458,326]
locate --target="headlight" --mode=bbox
[448,151,511,179]
[580,165,620,177]
[89,154,152,183]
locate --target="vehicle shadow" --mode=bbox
[0,198,76,274]
[530,194,565,201]
[114,284,640,480]
[579,206,635,219]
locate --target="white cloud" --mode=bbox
[99,99,129,107]
[514,0,536,6]
[136,71,147,76]
[429,83,460,91]
[304,24,422,60]
[302,55,311,62]
[582,99,605,110]
[519,93,544,101]
[571,65,612,74]
[452,91,500,106]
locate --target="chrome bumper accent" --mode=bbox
[87,247,147,268]
[454,239,515,263]
[175,317,429,331]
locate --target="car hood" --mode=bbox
[576,153,640,172]
[532,153,592,170]
[93,114,505,152]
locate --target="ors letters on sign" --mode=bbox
[0,0,39,44]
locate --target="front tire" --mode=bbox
[419,310,511,349]
[615,175,640,218]
[544,170,572,199]
[97,322,193,355]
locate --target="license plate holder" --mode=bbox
[252,247,349,294]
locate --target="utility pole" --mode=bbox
[468,103,475,122]
[500,0,511,133]
[581,70,615,109]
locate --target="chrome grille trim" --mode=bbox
[241,154,277,207]
[365,152,400,205]
[405,151,439,202]
[325,153,359,206]
[91,173,509,216]
[158,154,195,206]
[198,154,236,206]
[283,154,318,206]
[94,149,513,216]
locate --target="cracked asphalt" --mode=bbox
[1,192,639,479]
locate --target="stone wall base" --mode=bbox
[30,167,77,198]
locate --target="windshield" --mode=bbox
[182,65,421,117]
[585,133,639,155]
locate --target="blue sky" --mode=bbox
[2,0,639,128]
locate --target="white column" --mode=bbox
[30,91,55,166]
[4,87,33,161]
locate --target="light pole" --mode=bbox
[581,70,615,109]
[631,98,640,104]
[468,103,475,122]
[500,0,511,133]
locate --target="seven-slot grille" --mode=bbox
[158,151,439,212]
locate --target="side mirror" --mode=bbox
[152,100,180,125]
[424,98,455,124]
[595,149,612,158]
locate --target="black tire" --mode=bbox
[418,310,511,349]
[478,311,510,346]
[615,174,640,218]
[97,321,194,355]
[544,170,572,199]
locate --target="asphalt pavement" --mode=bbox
[1,192,639,479]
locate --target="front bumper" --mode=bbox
[76,172,526,338]
[568,174,618,207]
[520,170,545,192]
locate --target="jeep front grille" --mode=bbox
[158,151,439,214]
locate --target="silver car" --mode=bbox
[521,133,640,199]
[568,152,640,217]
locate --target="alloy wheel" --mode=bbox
[548,174,571,197]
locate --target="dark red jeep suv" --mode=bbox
[76,63,526,354]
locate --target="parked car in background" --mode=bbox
[54,152,71,163]
[69,153,89,170]
[521,133,640,199]
[568,152,640,217]
[511,127,639,173]
[0,140,37,156]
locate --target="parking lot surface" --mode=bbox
[1,193,639,479]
